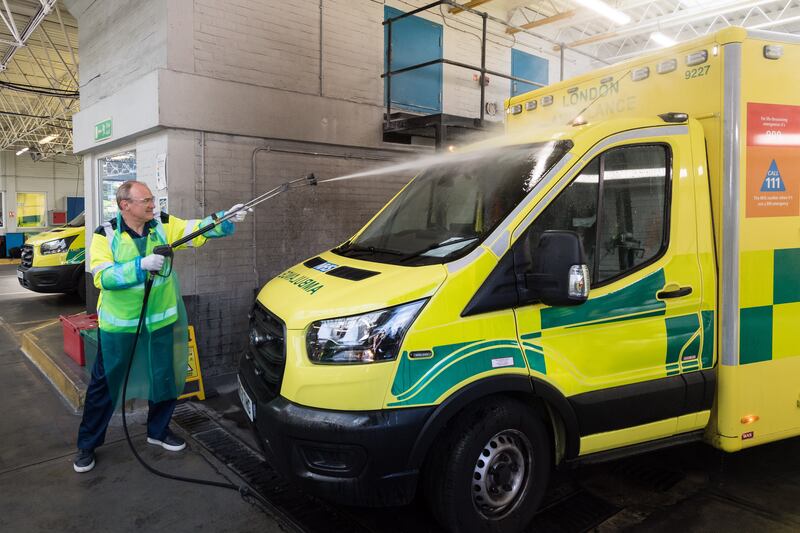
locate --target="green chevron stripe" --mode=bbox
[389,344,526,407]
[394,340,521,401]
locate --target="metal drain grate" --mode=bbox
[173,404,217,433]
[527,489,621,533]
[612,458,685,492]
[174,404,373,533]
[174,403,622,533]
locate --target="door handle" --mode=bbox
[657,285,693,299]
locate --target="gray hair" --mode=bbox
[116,180,139,209]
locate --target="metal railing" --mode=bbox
[381,0,549,128]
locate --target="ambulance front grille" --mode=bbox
[248,303,286,400]
[20,245,33,268]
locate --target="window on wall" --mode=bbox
[526,144,670,286]
[98,151,136,222]
[16,192,46,228]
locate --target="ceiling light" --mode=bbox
[38,134,57,144]
[651,32,677,47]
[573,0,631,25]
[15,147,29,156]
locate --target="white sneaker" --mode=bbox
[146,430,186,452]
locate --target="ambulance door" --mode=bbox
[514,130,707,452]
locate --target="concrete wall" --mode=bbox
[67,0,597,383]
[68,0,168,109]
[0,152,83,234]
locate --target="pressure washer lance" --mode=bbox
[119,173,318,511]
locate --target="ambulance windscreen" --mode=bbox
[335,140,573,266]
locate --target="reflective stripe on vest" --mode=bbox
[98,215,180,333]
[92,261,114,276]
[182,220,199,247]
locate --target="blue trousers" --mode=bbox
[76,337,176,451]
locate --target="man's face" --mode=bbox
[120,183,156,223]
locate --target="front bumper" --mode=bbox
[239,357,434,507]
[17,263,82,293]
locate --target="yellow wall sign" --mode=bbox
[180,325,206,401]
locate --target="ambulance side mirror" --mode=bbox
[526,231,590,307]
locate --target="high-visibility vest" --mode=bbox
[90,211,233,333]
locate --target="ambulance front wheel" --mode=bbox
[424,397,552,533]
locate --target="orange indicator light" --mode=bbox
[740,414,759,425]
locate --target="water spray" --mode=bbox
[120,172,319,512]
[122,154,486,505]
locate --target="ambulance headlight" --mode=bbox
[306,299,426,364]
[40,236,75,255]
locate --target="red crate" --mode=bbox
[60,313,98,366]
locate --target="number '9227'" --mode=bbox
[685,65,711,79]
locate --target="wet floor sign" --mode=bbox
[179,326,206,401]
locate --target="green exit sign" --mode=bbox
[94,118,112,142]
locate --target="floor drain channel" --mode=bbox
[527,489,621,533]
[173,404,216,433]
[613,459,685,492]
[174,404,372,533]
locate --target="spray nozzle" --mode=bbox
[305,173,318,186]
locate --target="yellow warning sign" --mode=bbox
[179,325,206,401]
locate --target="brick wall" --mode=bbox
[184,132,411,379]
[193,0,321,92]
[191,0,592,122]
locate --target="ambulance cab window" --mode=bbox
[527,157,599,272]
[597,145,668,283]
[527,144,669,286]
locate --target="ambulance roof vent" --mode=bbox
[659,112,688,123]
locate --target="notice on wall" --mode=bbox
[156,153,167,190]
[746,102,800,217]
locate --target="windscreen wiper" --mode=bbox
[340,244,404,256]
[400,236,479,262]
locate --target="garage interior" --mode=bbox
[3,1,800,532]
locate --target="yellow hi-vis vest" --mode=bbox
[90,211,233,333]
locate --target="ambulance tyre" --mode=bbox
[424,397,552,533]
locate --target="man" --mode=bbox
[74,180,248,473]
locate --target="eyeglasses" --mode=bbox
[125,197,155,205]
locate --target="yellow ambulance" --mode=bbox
[17,212,86,301]
[238,27,800,533]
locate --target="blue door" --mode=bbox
[384,6,442,114]
[511,49,548,97]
